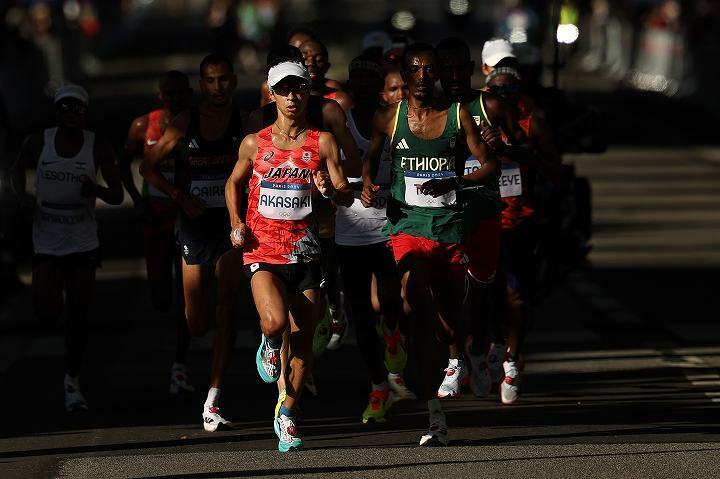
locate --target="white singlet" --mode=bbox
[33,128,99,256]
[335,109,392,247]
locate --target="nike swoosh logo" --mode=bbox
[146,139,158,145]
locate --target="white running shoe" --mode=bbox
[464,338,492,398]
[437,359,464,399]
[487,342,507,384]
[500,360,521,404]
[202,405,231,432]
[169,363,195,394]
[325,307,348,351]
[274,414,303,452]
[419,410,449,446]
[64,375,88,412]
[387,372,416,402]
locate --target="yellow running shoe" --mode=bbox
[362,389,392,424]
[384,327,408,374]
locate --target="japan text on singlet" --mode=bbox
[33,128,99,255]
[460,93,504,234]
[175,106,243,238]
[384,99,465,244]
[334,108,392,247]
[243,126,323,265]
[142,109,175,200]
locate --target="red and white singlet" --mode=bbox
[243,126,323,265]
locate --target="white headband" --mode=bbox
[268,61,311,89]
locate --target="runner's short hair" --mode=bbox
[159,70,189,90]
[267,45,304,70]
[200,53,234,76]
[401,43,436,70]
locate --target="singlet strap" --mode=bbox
[390,100,403,145]
[479,93,492,127]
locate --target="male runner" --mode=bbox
[226,58,352,451]
[140,54,245,431]
[485,64,562,405]
[299,39,353,112]
[335,55,415,424]
[381,69,408,106]
[120,71,194,394]
[258,28,344,108]
[361,43,499,446]
[12,85,124,411]
[436,37,521,398]
[248,45,362,361]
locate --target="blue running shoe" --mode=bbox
[256,336,280,383]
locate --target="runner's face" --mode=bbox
[271,77,310,120]
[348,69,383,104]
[403,52,438,100]
[160,80,191,115]
[300,42,329,84]
[488,74,520,99]
[438,49,473,101]
[200,63,236,107]
[56,99,86,129]
[382,72,408,105]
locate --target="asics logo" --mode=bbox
[250,263,260,273]
[262,151,274,162]
[395,138,410,150]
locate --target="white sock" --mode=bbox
[205,387,221,407]
[372,381,389,392]
[427,399,443,415]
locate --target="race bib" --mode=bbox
[499,162,522,198]
[404,171,456,208]
[464,156,481,176]
[258,181,312,220]
[190,178,226,208]
[348,181,389,219]
[147,171,175,198]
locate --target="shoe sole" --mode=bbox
[419,436,449,447]
[362,416,387,424]
[203,421,231,432]
[437,392,461,399]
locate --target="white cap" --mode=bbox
[54,84,89,105]
[481,39,515,67]
[362,30,392,52]
[267,61,311,89]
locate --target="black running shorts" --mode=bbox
[244,261,324,294]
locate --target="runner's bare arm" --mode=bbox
[331,90,354,112]
[461,104,499,186]
[322,99,362,177]
[119,115,148,203]
[139,110,189,198]
[319,131,353,208]
[10,133,43,197]
[92,137,124,205]
[360,106,393,207]
[226,134,257,229]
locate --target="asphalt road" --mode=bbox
[2,87,720,477]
